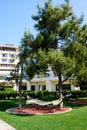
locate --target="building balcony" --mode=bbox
[0,66,15,70]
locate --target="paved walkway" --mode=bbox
[0,119,16,130]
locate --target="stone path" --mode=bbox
[0,119,16,130]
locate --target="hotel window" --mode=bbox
[44,73,50,77]
[1,64,7,67]
[9,49,16,52]
[2,53,7,57]
[9,54,14,58]
[0,74,7,80]
[9,59,14,63]
[42,85,46,90]
[2,59,7,62]
[31,85,35,91]
[8,64,14,68]
[56,84,59,90]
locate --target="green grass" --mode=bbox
[0,99,87,130]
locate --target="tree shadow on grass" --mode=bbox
[0,99,33,117]
[64,100,87,109]
[0,99,26,111]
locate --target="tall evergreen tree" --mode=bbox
[31,0,87,107]
[18,0,87,108]
[31,0,75,107]
[32,0,74,49]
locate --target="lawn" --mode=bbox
[0,99,87,130]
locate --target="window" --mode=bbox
[31,85,35,91]
[44,73,50,77]
[47,69,51,72]
[2,59,7,62]
[56,84,59,90]
[9,54,14,58]
[9,59,14,63]
[42,85,46,90]
[39,85,46,90]
[8,49,16,52]
[1,64,7,67]
[2,75,7,80]
[8,64,14,68]
[0,74,7,80]
[2,53,7,57]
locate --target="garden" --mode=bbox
[0,0,87,129]
[0,96,87,130]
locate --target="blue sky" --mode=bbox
[0,0,87,46]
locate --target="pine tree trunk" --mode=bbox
[18,65,23,109]
[18,82,22,109]
[58,70,63,109]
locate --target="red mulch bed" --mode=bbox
[6,106,72,115]
[72,99,87,105]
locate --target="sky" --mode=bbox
[0,0,87,47]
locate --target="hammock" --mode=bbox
[26,98,62,106]
[26,93,72,106]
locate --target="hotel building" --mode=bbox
[0,44,79,91]
[0,44,18,82]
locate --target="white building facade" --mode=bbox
[0,44,78,91]
[27,67,71,91]
[0,44,18,83]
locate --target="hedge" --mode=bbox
[0,91,18,100]
[0,90,87,100]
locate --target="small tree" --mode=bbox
[7,63,23,109]
[48,49,75,103]
[30,48,75,108]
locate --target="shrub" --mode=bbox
[27,90,36,98]
[43,90,49,97]
[0,84,5,91]
[0,91,6,99]
[0,91,18,100]
[71,90,87,98]
[5,88,13,92]
[36,91,43,97]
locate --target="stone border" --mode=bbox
[6,107,72,115]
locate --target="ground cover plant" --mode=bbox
[0,98,87,130]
